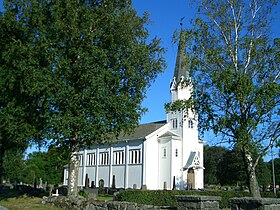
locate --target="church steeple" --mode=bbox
[171,24,190,90]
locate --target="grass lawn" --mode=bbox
[0,189,114,210]
[0,196,61,210]
[0,190,61,210]
[96,194,114,201]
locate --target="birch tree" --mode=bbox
[167,0,280,197]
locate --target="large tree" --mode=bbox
[167,0,279,197]
[2,0,165,196]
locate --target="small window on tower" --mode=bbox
[175,149,178,157]
[172,118,178,129]
[163,147,167,158]
[188,119,193,128]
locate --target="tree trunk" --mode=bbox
[244,151,261,198]
[67,142,79,197]
[0,146,5,184]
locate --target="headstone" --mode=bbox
[91,181,95,188]
[112,175,116,189]
[163,181,167,190]
[85,174,89,188]
[141,185,147,190]
[172,176,176,190]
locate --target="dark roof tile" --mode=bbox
[115,120,167,141]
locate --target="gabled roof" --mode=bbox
[158,131,180,138]
[115,120,167,142]
[183,151,204,170]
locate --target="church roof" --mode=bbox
[183,151,204,170]
[115,120,167,142]
[173,28,190,85]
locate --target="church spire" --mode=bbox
[173,22,190,85]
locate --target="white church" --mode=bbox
[63,31,204,190]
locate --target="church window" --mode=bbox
[188,119,194,128]
[172,118,178,129]
[129,149,141,164]
[175,149,178,157]
[78,155,83,166]
[99,152,109,165]
[113,150,124,165]
[162,147,167,158]
[87,153,96,166]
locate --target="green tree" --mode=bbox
[23,147,68,185]
[3,0,165,196]
[2,150,25,183]
[204,145,270,188]
[217,147,247,187]
[0,7,46,184]
[204,145,228,185]
[167,0,280,197]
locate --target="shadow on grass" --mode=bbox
[0,186,48,201]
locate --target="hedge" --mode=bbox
[114,189,251,208]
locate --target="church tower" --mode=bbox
[167,27,204,190]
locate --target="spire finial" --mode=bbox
[180,17,185,29]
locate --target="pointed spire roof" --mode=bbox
[173,23,190,85]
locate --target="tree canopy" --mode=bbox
[167,0,280,197]
[1,0,166,195]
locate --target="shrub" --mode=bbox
[114,189,251,208]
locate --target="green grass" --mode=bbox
[0,190,61,210]
[96,194,114,201]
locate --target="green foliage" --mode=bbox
[2,150,25,182]
[1,0,165,195]
[267,157,280,186]
[204,145,271,188]
[114,189,251,208]
[1,0,166,147]
[204,145,228,185]
[22,147,69,185]
[217,147,248,186]
[78,190,88,198]
[2,146,68,185]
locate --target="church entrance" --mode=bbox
[187,168,195,190]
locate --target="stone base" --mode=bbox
[230,197,280,210]
[175,195,221,210]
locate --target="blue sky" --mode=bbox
[133,0,195,124]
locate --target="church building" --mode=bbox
[63,31,204,190]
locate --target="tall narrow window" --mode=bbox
[87,153,96,166]
[172,118,178,129]
[99,152,109,165]
[129,149,141,164]
[113,150,124,165]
